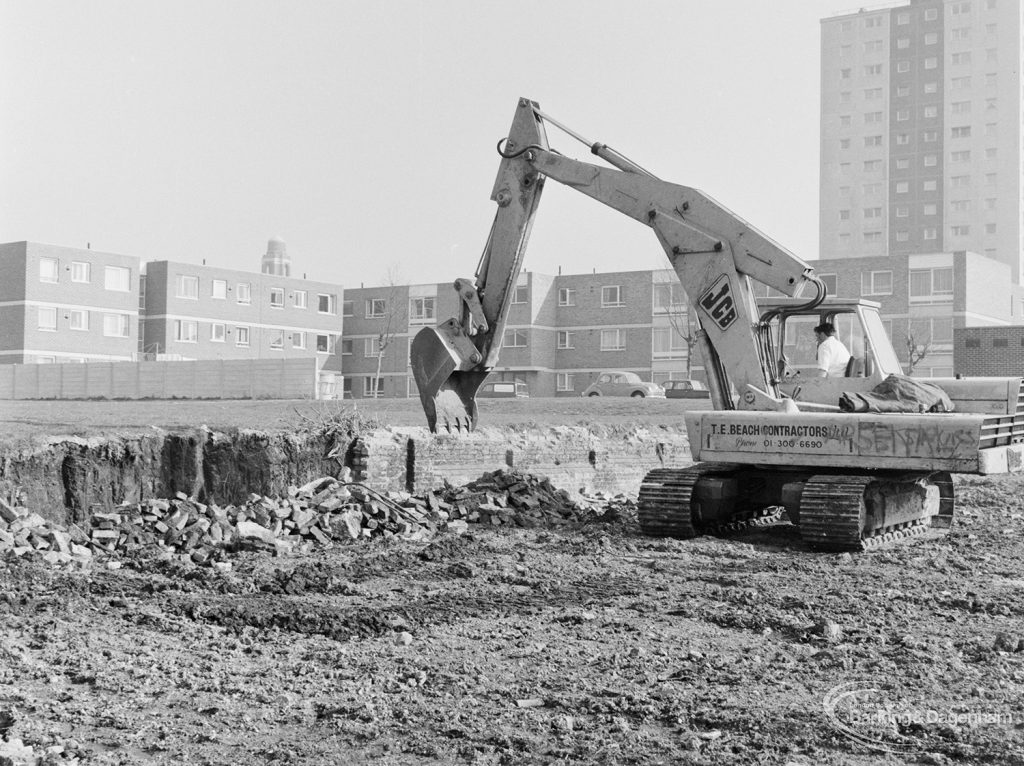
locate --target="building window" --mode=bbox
[951,1,972,13]
[864,17,881,28]
[985,223,997,235]
[340,339,353,355]
[923,57,937,69]
[863,64,882,76]
[897,13,909,24]
[897,85,910,97]
[951,28,971,43]
[951,175,970,188]
[896,158,910,170]
[896,231,910,242]
[653,282,685,311]
[839,209,851,221]
[410,296,436,322]
[923,106,938,118]
[342,300,353,317]
[922,82,938,94]
[922,180,937,191]
[897,36,910,48]
[951,150,971,163]
[864,88,882,100]
[103,313,130,338]
[294,290,307,309]
[212,279,227,300]
[37,306,57,331]
[69,309,89,331]
[863,160,882,172]
[896,182,909,194]
[176,275,198,299]
[511,285,529,304]
[363,377,383,398]
[556,373,575,392]
[923,227,938,240]
[951,126,971,139]
[237,282,251,304]
[950,225,970,236]
[951,200,971,212]
[864,111,882,124]
[652,328,686,358]
[923,154,937,167]
[503,329,527,347]
[269,329,284,349]
[895,207,909,218]
[839,233,851,245]
[896,110,910,122]
[840,115,852,127]
[211,323,225,342]
[316,334,337,353]
[952,101,971,114]
[558,287,576,306]
[557,330,575,349]
[897,61,910,73]
[864,136,882,147]
[923,203,937,215]
[840,92,852,104]
[105,266,130,292]
[840,163,851,174]
[39,258,58,283]
[985,173,997,186]
[925,8,938,20]
[922,130,937,142]
[896,133,910,145]
[236,326,250,347]
[270,288,284,308]
[864,207,882,219]
[985,148,997,160]
[986,97,997,111]
[600,329,626,351]
[861,271,892,296]
[951,76,971,90]
[601,285,624,307]
[174,319,198,343]
[840,138,850,149]
[951,52,972,65]
[71,261,91,283]
[365,298,385,318]
[864,231,883,243]
[317,293,337,314]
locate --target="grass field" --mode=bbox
[0,396,711,442]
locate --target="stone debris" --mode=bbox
[0,469,631,568]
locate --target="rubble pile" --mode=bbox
[0,469,630,568]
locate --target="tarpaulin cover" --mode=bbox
[839,374,954,414]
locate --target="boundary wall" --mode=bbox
[0,358,334,400]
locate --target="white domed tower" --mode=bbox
[261,236,291,276]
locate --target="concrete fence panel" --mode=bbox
[0,357,323,400]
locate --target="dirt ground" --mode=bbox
[2,472,1023,765]
[2,398,1024,764]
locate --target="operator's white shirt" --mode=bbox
[816,335,852,377]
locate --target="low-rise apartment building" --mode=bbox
[0,241,140,364]
[142,261,345,371]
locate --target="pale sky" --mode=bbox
[1,0,863,288]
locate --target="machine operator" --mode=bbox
[813,322,852,378]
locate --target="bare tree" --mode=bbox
[369,266,409,398]
[653,271,699,378]
[905,332,931,375]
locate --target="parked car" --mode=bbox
[662,379,711,399]
[477,380,529,398]
[581,371,665,398]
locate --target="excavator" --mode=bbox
[410,98,1024,552]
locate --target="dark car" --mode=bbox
[663,379,711,399]
[477,380,529,398]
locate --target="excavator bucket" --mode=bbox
[410,327,487,433]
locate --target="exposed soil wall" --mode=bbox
[0,425,692,525]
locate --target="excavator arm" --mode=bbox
[411,98,824,432]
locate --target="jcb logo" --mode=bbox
[699,276,737,330]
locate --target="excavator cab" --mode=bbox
[759,297,902,410]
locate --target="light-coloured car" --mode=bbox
[581,371,665,398]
